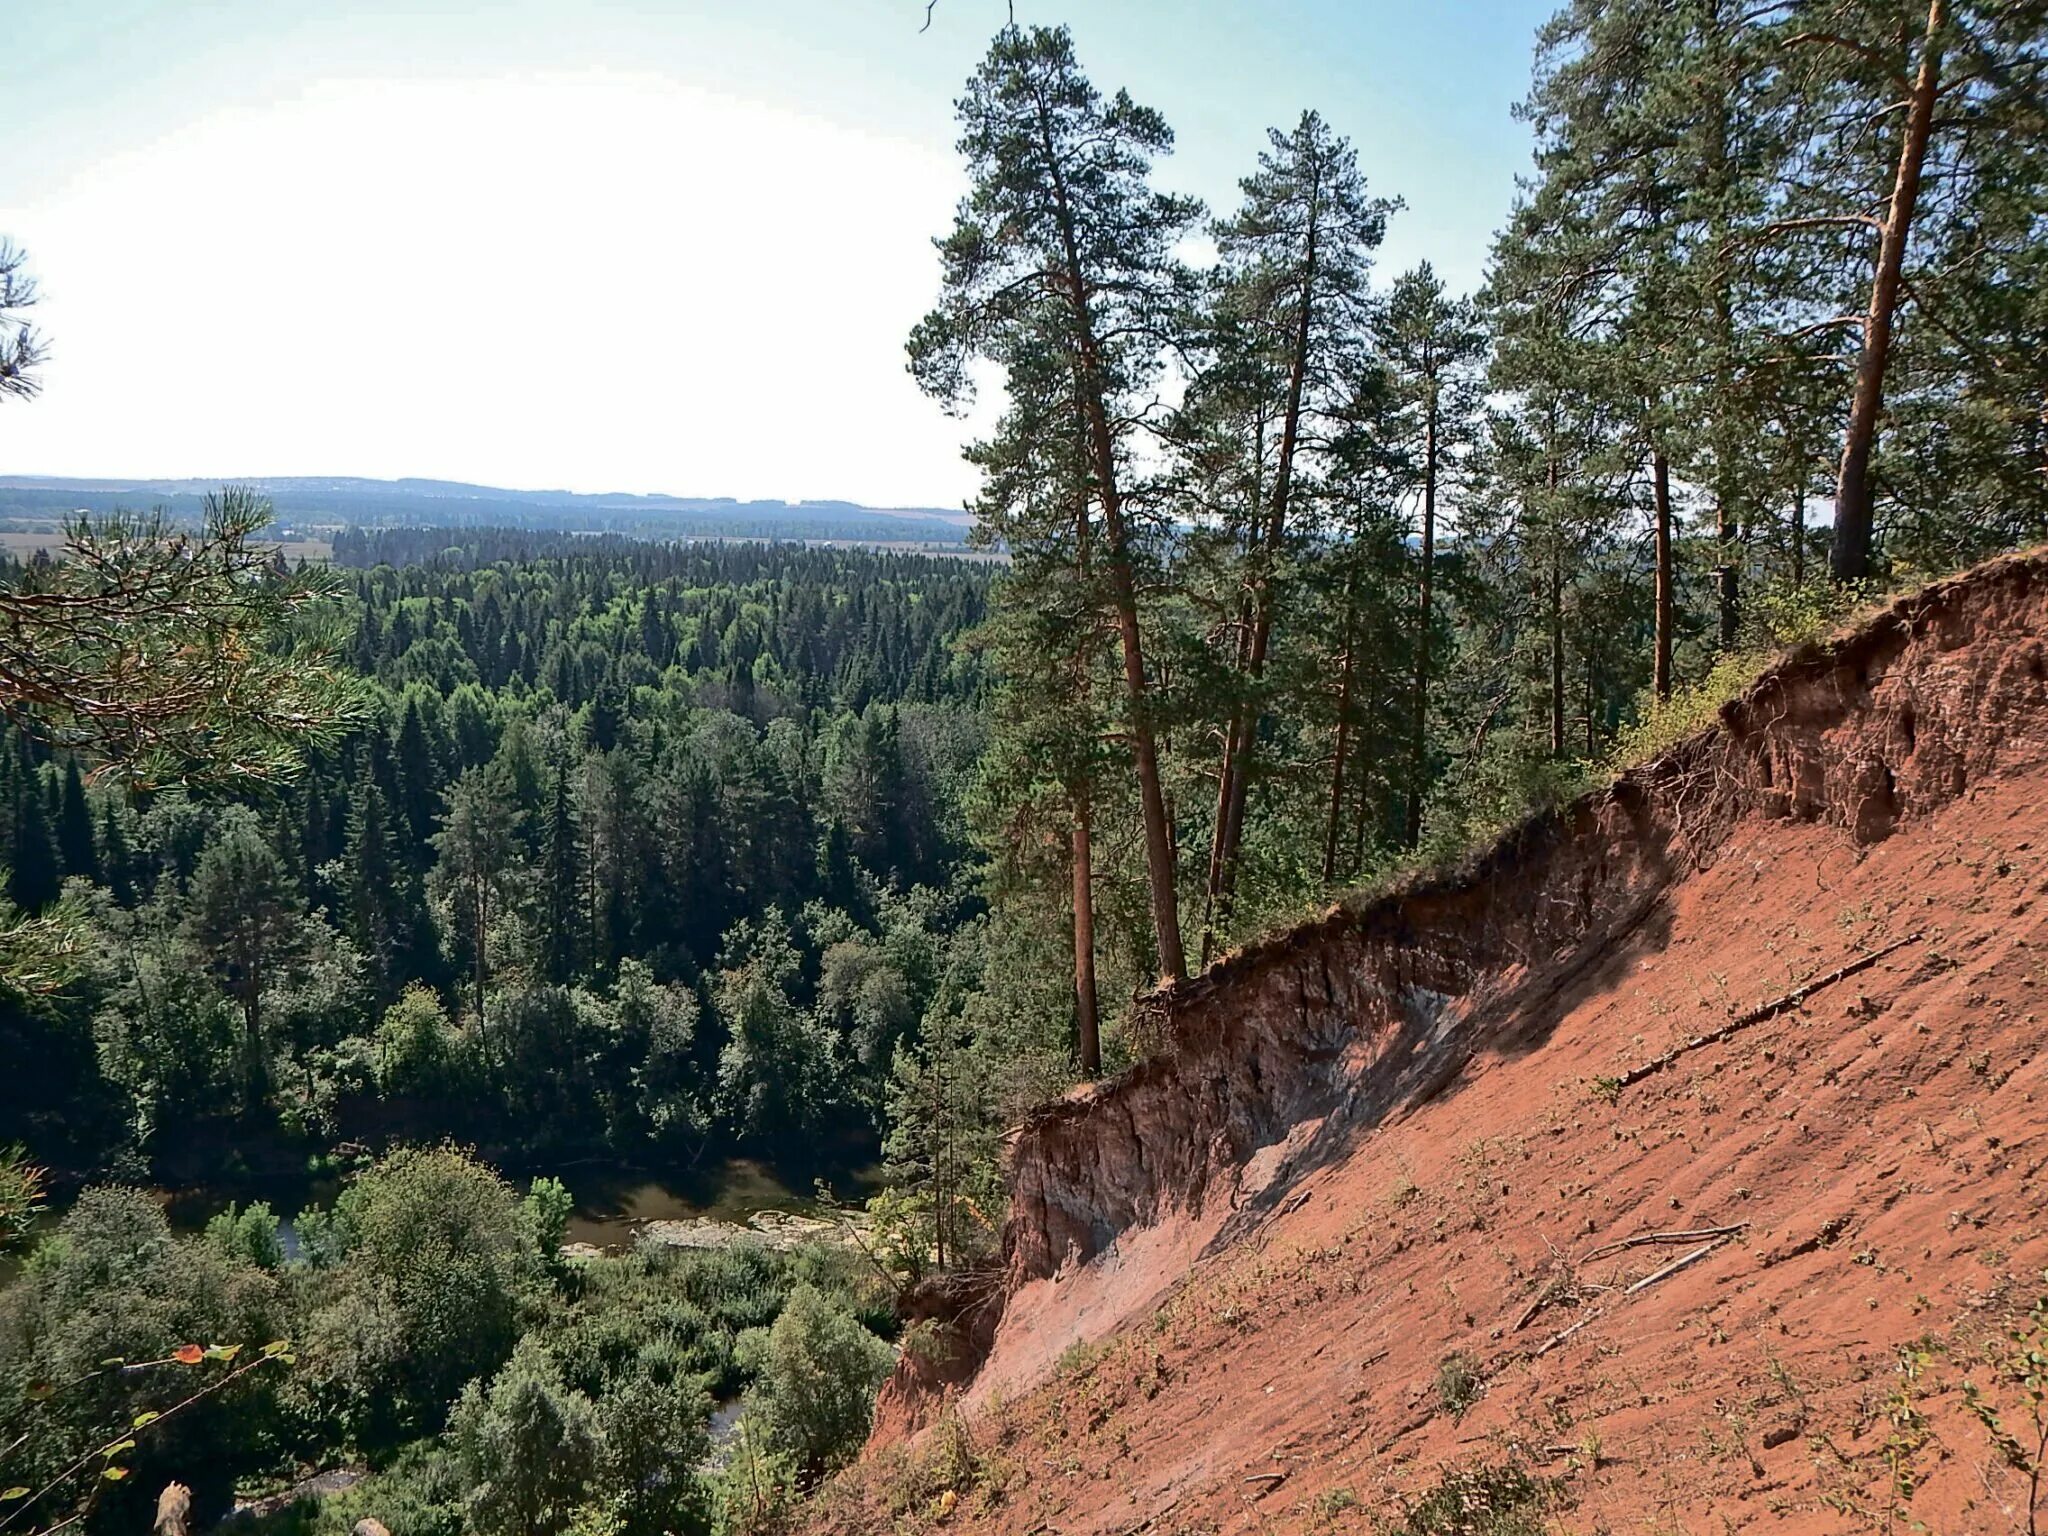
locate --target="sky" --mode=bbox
[1,0,1554,510]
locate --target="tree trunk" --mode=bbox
[1711,261,1740,649]
[1069,476,1102,1072]
[1352,646,1381,873]
[1832,0,1946,583]
[1201,556,1256,963]
[1705,0,1741,646]
[1791,467,1806,587]
[1549,554,1566,758]
[1324,567,1359,881]
[1198,721,1235,966]
[1070,788,1100,1077]
[1405,374,1437,847]
[1584,652,1597,757]
[1652,447,1674,700]
[1039,107,1185,983]
[1546,450,1566,758]
[1213,199,1322,936]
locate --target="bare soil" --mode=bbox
[813,550,2048,1535]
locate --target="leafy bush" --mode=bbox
[450,1338,605,1536]
[204,1199,284,1270]
[296,1146,543,1452]
[0,1143,46,1251]
[735,1283,894,1477]
[0,1188,288,1533]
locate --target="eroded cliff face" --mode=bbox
[882,549,2048,1439]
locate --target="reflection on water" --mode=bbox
[557,1158,816,1253]
[14,1157,869,1269]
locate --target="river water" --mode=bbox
[18,1157,838,1263]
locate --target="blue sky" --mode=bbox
[3,1,1553,507]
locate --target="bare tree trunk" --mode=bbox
[1069,468,1102,1072]
[1705,0,1742,647]
[1324,564,1360,881]
[1549,555,1566,758]
[1712,289,1741,649]
[1584,652,1597,757]
[1213,202,1322,937]
[1833,0,1946,582]
[1352,650,1378,875]
[1070,789,1099,1076]
[1791,467,1806,587]
[1405,375,1437,847]
[1652,447,1674,700]
[1197,725,1233,966]
[1201,557,1256,963]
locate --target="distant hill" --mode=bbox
[0,474,973,546]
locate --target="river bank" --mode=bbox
[14,1154,877,1271]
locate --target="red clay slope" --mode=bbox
[813,548,2048,1535]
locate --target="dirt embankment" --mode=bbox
[823,549,2048,1535]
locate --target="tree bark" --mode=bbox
[1709,150,1740,642]
[1405,362,1438,847]
[1832,0,1946,583]
[1791,465,1806,587]
[1200,466,1258,964]
[1547,452,1566,758]
[1324,562,1359,881]
[1351,648,1378,874]
[1039,101,1186,982]
[1652,447,1674,700]
[1070,794,1100,1076]
[1213,186,1323,935]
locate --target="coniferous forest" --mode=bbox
[2,6,2045,1534]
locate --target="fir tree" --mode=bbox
[53,759,97,882]
[7,773,59,913]
[539,762,581,985]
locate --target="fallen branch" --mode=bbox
[1611,933,1922,1090]
[1532,1313,1600,1358]
[1624,1236,1734,1296]
[1510,1275,1575,1333]
[1579,1222,1749,1264]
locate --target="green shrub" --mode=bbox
[1434,1351,1482,1417]
[296,1146,543,1451]
[736,1284,893,1477]
[1382,1463,1554,1535]
[450,1338,604,1536]
[204,1199,285,1270]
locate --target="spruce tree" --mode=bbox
[99,799,136,908]
[7,774,59,913]
[54,760,97,882]
[539,761,581,985]
[186,814,303,1104]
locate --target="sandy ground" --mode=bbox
[811,562,2048,1535]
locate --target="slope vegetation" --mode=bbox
[814,548,2048,1535]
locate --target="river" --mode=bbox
[16,1156,850,1265]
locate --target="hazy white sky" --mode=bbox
[2,1,1551,508]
